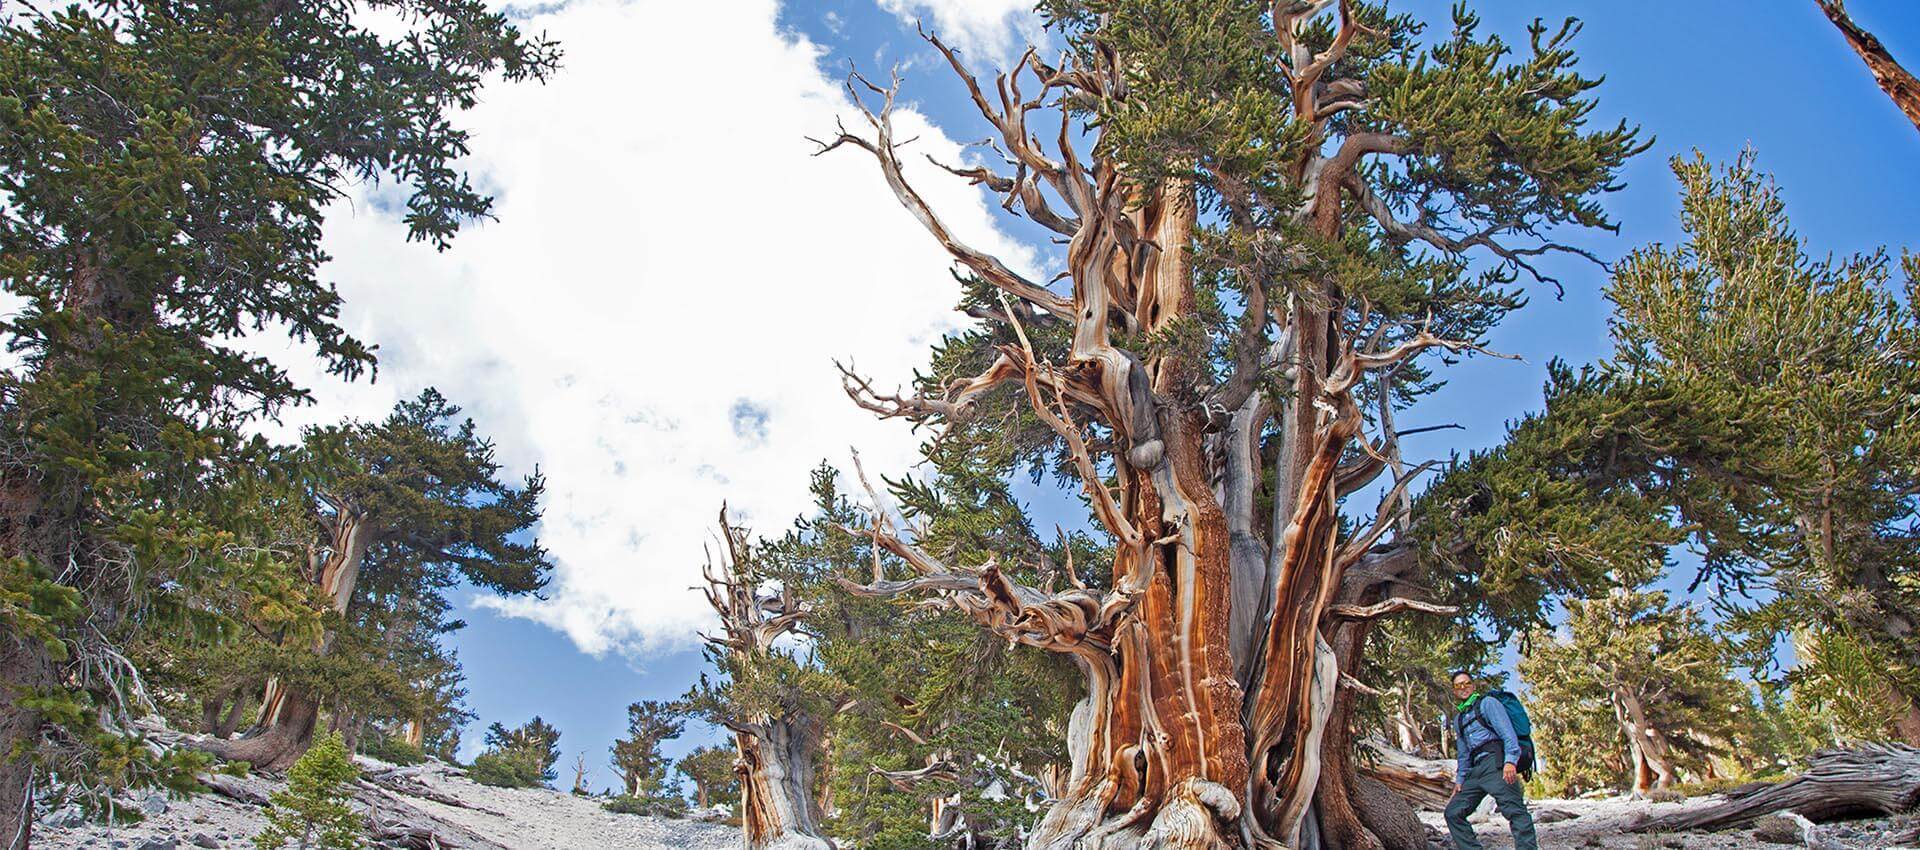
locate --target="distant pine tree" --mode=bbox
[1522,588,1755,797]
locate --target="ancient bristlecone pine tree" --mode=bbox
[701,510,833,850]
[822,3,1639,849]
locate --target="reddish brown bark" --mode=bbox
[210,509,371,770]
[704,511,832,850]
[1819,0,1920,134]
[826,7,1481,848]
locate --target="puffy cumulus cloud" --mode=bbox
[258,0,1039,656]
[875,0,1046,64]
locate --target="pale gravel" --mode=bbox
[34,757,739,850]
[35,763,1918,850]
[1419,792,1920,849]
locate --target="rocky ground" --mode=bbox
[1421,794,1920,849]
[34,761,1920,850]
[33,757,737,850]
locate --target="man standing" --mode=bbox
[1444,671,1538,850]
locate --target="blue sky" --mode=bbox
[388,0,1920,792]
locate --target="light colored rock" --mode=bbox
[137,793,169,817]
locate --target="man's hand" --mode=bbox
[1453,782,1463,796]
[1502,763,1519,785]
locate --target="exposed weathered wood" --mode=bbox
[361,767,507,815]
[820,4,1570,847]
[1631,744,1920,833]
[206,508,374,771]
[1357,739,1455,813]
[1818,0,1920,134]
[704,508,833,850]
[199,764,511,850]
[355,785,513,850]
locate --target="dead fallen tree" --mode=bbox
[1631,743,1920,833]
[196,761,511,849]
[1359,738,1455,812]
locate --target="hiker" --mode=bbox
[1444,670,1538,850]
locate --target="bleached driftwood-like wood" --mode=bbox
[702,508,833,850]
[820,2,1595,847]
[1356,739,1454,812]
[1631,744,1920,833]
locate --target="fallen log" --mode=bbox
[1359,738,1456,812]
[355,786,512,850]
[199,772,273,807]
[1630,743,1920,833]
[360,768,506,816]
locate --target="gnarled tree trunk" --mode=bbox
[210,506,372,770]
[736,717,831,850]
[704,510,832,850]
[1612,690,1676,795]
[823,5,1565,847]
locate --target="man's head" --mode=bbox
[1450,670,1476,700]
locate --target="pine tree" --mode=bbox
[677,744,741,811]
[677,510,836,850]
[257,731,362,850]
[609,700,685,799]
[1520,587,1754,797]
[0,0,554,836]
[823,2,1641,845]
[1444,154,1920,748]
[470,717,561,789]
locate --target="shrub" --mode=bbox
[358,735,426,766]
[467,751,546,789]
[602,794,688,819]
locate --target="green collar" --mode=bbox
[1456,692,1482,713]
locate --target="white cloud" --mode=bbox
[875,0,1045,65]
[259,0,1039,656]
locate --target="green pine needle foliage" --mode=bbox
[257,731,362,850]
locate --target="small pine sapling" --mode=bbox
[257,732,362,849]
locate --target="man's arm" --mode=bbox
[1454,718,1469,786]
[1482,699,1521,768]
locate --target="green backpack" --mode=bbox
[1459,690,1537,777]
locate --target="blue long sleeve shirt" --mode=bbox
[1454,694,1521,784]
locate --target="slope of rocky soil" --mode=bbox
[1424,793,1920,849]
[34,756,737,850]
[33,756,1920,850]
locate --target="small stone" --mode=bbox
[190,813,209,824]
[138,792,169,817]
[1753,814,1805,845]
[44,804,86,828]
[190,831,220,848]
[1533,807,1578,824]
[135,836,179,850]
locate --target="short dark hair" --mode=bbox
[1450,670,1475,683]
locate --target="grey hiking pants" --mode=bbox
[1444,752,1538,850]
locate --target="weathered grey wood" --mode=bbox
[355,786,512,850]
[1631,744,1920,833]
[1358,738,1455,812]
[360,769,505,816]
